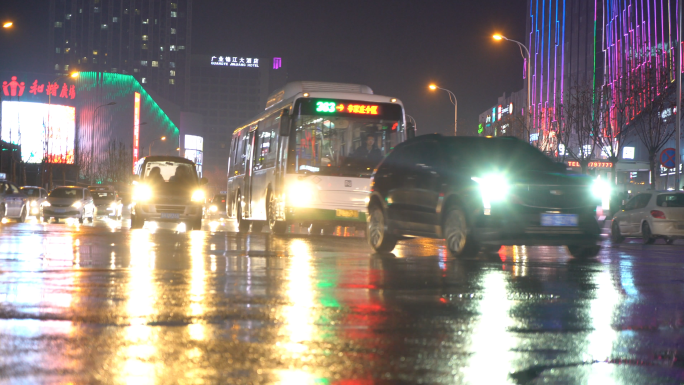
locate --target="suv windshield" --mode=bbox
[289,116,399,177]
[447,138,563,174]
[657,193,684,207]
[142,161,198,185]
[50,188,81,198]
[93,192,116,200]
[20,188,40,197]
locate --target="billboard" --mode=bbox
[184,134,203,176]
[1,101,76,164]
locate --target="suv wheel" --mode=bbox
[267,192,287,234]
[367,205,397,253]
[443,207,478,257]
[611,221,624,243]
[642,222,655,244]
[567,244,601,259]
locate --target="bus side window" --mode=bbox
[229,135,241,176]
[254,114,279,169]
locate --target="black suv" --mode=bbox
[366,135,602,258]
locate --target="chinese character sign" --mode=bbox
[211,56,260,68]
[273,57,282,70]
[3,75,76,100]
[133,92,141,172]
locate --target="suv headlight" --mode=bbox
[72,201,83,209]
[31,200,38,207]
[471,174,510,202]
[133,184,152,202]
[191,190,205,202]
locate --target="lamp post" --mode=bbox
[493,34,531,140]
[149,136,166,156]
[428,84,457,136]
[45,72,79,190]
[89,101,116,185]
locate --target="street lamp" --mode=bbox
[493,33,532,140]
[45,72,79,189]
[2,22,12,28]
[149,136,166,156]
[428,84,457,136]
[89,101,117,185]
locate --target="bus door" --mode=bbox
[243,124,258,219]
[250,114,279,221]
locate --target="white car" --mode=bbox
[611,191,684,244]
[43,186,96,224]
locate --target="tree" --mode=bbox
[632,62,676,189]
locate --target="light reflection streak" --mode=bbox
[586,266,620,364]
[463,271,513,383]
[188,231,207,340]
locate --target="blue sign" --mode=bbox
[660,148,676,169]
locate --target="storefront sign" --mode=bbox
[210,56,259,68]
[2,76,75,99]
[567,160,613,168]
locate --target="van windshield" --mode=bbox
[142,161,198,184]
[288,115,399,177]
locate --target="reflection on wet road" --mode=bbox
[1,219,684,384]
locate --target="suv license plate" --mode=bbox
[336,209,359,218]
[161,213,180,219]
[541,213,578,227]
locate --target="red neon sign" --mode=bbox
[343,104,379,115]
[2,76,76,99]
[567,160,613,168]
[133,92,141,172]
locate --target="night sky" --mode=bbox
[0,0,527,136]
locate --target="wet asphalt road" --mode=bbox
[1,217,684,384]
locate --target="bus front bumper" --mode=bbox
[285,207,367,225]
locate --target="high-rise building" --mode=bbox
[185,54,287,185]
[48,0,192,106]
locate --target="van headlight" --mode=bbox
[191,190,205,202]
[210,205,218,212]
[72,201,83,209]
[471,174,510,202]
[133,184,152,202]
[31,200,38,207]
[287,182,315,207]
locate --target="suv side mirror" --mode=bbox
[279,109,291,136]
[200,177,209,186]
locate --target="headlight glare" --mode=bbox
[191,190,205,202]
[471,174,510,202]
[31,200,38,207]
[72,201,83,209]
[133,184,152,202]
[287,182,315,207]
[43,201,51,207]
[210,205,218,212]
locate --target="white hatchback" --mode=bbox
[611,191,684,244]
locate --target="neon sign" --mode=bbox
[2,76,75,99]
[210,56,259,68]
[566,160,613,168]
[315,101,379,115]
[132,92,140,172]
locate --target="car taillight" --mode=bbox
[650,210,666,219]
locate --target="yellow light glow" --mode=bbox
[70,72,79,78]
[429,84,437,90]
[493,34,503,40]
[3,22,12,28]
[161,136,166,141]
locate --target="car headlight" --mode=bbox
[31,201,38,207]
[43,201,51,207]
[592,178,611,199]
[210,205,218,212]
[191,190,205,202]
[133,184,152,202]
[72,201,82,209]
[110,202,118,208]
[471,174,510,202]
[287,182,315,207]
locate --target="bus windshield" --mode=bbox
[289,115,400,177]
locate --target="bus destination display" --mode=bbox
[297,98,402,120]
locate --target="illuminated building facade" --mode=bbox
[185,54,287,183]
[48,0,192,106]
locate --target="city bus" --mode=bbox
[226,81,414,234]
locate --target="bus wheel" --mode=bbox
[251,222,264,233]
[236,198,251,233]
[268,191,287,234]
[322,225,336,236]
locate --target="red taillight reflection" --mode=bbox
[650,210,666,219]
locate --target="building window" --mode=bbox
[79,8,82,13]
[64,65,69,71]
[142,35,148,41]
[141,60,148,66]
[160,46,164,51]
[65,47,70,53]
[171,28,176,34]
[171,11,177,17]
[54,21,63,28]
[134,68,139,73]
[178,45,185,50]
[142,18,149,24]
[169,79,175,85]
[171,2,178,9]
[142,43,148,50]
[152,61,159,67]
[111,68,117,72]
[170,45,176,51]
[93,50,98,55]
[170,70,175,76]
[112,17,118,22]
[66,14,72,20]
[142,78,147,84]
[124,8,128,14]
[94,7,100,13]
[169,62,175,68]
[101,24,107,29]
[56,47,61,53]
[93,58,97,63]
